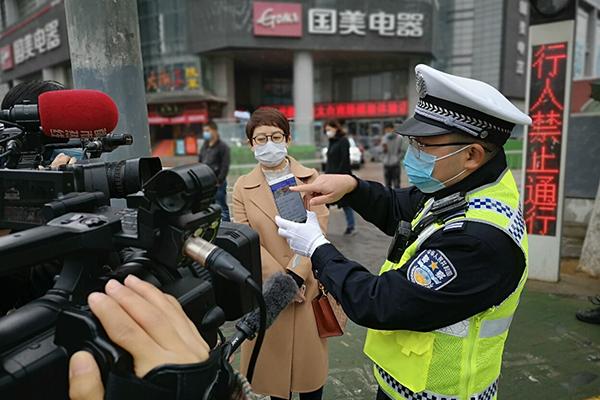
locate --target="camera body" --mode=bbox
[0,157,162,231]
[0,137,262,399]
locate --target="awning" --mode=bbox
[148,111,208,125]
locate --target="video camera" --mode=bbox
[0,91,264,399]
[0,89,158,231]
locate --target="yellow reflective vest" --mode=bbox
[364,169,528,400]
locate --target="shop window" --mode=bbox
[262,77,293,105]
[138,0,188,63]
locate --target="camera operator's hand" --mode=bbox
[50,152,77,168]
[69,275,210,400]
[38,152,77,170]
[69,351,103,400]
[290,174,358,207]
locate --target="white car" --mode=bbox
[321,137,363,170]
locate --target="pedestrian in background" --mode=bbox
[199,121,231,221]
[324,119,355,235]
[576,295,600,325]
[381,122,406,188]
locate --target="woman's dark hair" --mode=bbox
[1,80,64,109]
[324,119,344,136]
[245,107,290,142]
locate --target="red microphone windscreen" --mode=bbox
[38,89,119,138]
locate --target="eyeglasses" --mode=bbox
[408,136,476,159]
[252,132,286,146]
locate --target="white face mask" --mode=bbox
[254,141,288,167]
[326,129,337,138]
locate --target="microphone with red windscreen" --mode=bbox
[39,90,119,138]
[0,89,119,138]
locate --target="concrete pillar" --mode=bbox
[407,57,420,118]
[0,83,9,100]
[293,51,314,145]
[578,179,600,277]
[4,0,18,27]
[42,68,54,82]
[42,65,68,86]
[64,0,151,160]
[213,55,235,120]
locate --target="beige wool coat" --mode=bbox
[232,156,329,398]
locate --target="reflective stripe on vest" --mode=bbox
[435,315,514,338]
[376,366,499,400]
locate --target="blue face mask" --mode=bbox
[402,144,470,193]
[203,130,212,141]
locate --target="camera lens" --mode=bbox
[143,163,216,214]
[105,157,162,198]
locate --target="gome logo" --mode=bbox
[256,7,300,29]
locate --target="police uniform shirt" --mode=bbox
[310,150,526,331]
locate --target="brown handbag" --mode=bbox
[312,283,348,338]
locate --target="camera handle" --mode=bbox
[53,251,107,305]
[54,306,134,382]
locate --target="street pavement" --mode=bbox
[227,161,600,400]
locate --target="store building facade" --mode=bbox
[186,0,439,145]
[0,0,72,97]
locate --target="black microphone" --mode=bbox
[0,103,39,130]
[228,272,298,353]
[184,236,253,285]
[85,133,133,153]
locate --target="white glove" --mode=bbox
[275,211,330,257]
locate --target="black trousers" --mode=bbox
[384,165,401,188]
[376,387,391,399]
[271,386,323,400]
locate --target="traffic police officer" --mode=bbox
[275,64,532,400]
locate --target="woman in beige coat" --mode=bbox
[232,108,329,400]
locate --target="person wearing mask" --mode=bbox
[323,120,355,235]
[276,65,531,400]
[232,108,329,400]
[381,122,406,188]
[199,121,231,221]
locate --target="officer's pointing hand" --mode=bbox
[276,211,330,257]
[289,174,358,207]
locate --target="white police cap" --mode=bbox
[397,64,532,144]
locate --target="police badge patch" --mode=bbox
[407,249,457,290]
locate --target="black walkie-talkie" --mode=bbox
[386,221,414,263]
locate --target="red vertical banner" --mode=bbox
[524,42,568,236]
